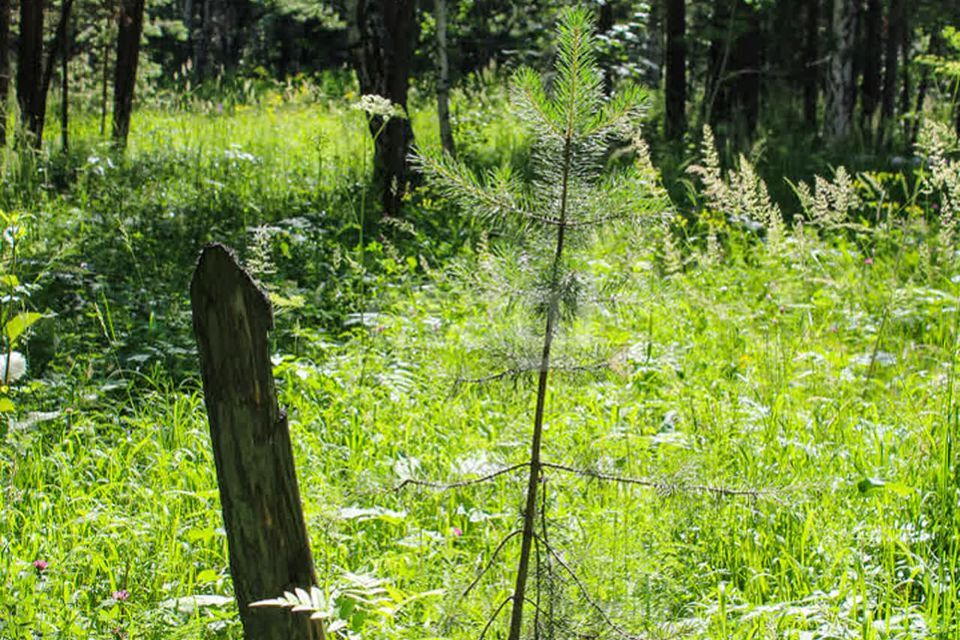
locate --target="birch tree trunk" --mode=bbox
[435,0,455,156]
[824,0,856,140]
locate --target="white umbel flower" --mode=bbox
[1,351,27,383]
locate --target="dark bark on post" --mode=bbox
[112,0,145,148]
[665,0,686,140]
[0,0,9,147]
[191,244,322,640]
[16,0,45,148]
[348,0,418,217]
[803,0,820,129]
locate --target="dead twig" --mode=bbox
[464,529,524,596]
[395,463,529,492]
[541,462,772,499]
[479,595,514,640]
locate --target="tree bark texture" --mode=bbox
[860,0,882,134]
[824,0,856,140]
[16,0,45,147]
[0,0,9,147]
[60,5,69,150]
[435,0,455,156]
[348,0,417,216]
[113,0,146,148]
[665,0,686,139]
[707,0,761,140]
[191,244,321,640]
[803,0,820,129]
[879,0,902,141]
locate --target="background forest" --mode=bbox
[3,1,960,639]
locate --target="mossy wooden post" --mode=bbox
[191,244,321,640]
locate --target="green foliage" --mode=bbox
[5,34,960,640]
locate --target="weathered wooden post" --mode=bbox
[191,243,321,640]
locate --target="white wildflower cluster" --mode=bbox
[687,125,786,256]
[918,122,960,259]
[794,166,861,229]
[352,94,406,121]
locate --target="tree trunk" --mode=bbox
[0,0,9,147]
[598,0,614,94]
[347,0,418,217]
[803,0,820,129]
[191,244,322,640]
[707,0,761,141]
[40,0,72,146]
[824,0,856,141]
[665,0,686,139]
[879,0,901,143]
[100,25,110,137]
[16,0,45,148]
[60,8,69,150]
[860,0,881,136]
[112,0,145,149]
[898,5,911,139]
[435,0,455,156]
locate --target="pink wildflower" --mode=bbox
[112,589,130,602]
[32,559,48,573]
[452,527,463,537]
[864,257,873,266]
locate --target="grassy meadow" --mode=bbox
[1,77,959,640]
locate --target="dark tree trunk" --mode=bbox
[112,0,146,148]
[910,28,939,145]
[803,0,820,129]
[16,0,45,147]
[348,0,418,217]
[191,244,322,640]
[665,0,686,139]
[60,8,69,150]
[435,0,455,156]
[707,0,761,141]
[898,5,910,138]
[40,0,73,146]
[879,0,901,143]
[100,24,110,136]
[597,0,614,94]
[0,0,9,147]
[860,0,881,136]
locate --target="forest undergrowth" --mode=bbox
[1,67,960,640]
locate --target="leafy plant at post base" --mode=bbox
[415,8,649,639]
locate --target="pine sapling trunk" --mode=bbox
[506,132,573,640]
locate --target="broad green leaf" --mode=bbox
[4,312,43,346]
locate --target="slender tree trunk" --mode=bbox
[860,0,881,137]
[41,0,73,142]
[803,0,820,129]
[112,0,146,149]
[598,1,614,94]
[665,0,686,139]
[435,0,455,156]
[898,7,911,139]
[879,0,901,143]
[61,10,69,150]
[0,0,9,147]
[183,0,194,70]
[347,0,418,216]
[909,28,938,145]
[824,0,856,140]
[505,127,573,640]
[100,23,110,136]
[16,0,45,147]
